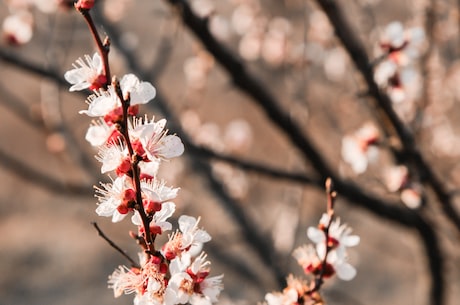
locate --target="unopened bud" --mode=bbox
[75,0,95,10]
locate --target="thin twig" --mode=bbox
[78,8,111,85]
[92,222,140,268]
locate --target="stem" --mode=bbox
[310,179,336,294]
[78,8,111,87]
[92,222,140,268]
[113,81,155,256]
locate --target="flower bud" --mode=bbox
[75,0,95,10]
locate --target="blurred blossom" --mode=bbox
[303,42,326,66]
[261,17,291,67]
[232,5,252,28]
[379,21,425,65]
[400,184,423,209]
[231,3,257,36]
[2,11,33,45]
[195,122,225,152]
[239,30,262,61]
[211,162,249,199]
[46,132,67,154]
[380,21,405,50]
[5,0,30,10]
[384,165,409,192]
[34,0,58,13]
[430,120,460,157]
[223,119,253,154]
[191,0,215,18]
[183,51,215,91]
[103,0,132,22]
[374,21,425,106]
[341,123,380,174]
[261,32,286,67]
[374,60,398,87]
[384,166,423,209]
[308,10,333,44]
[209,15,231,42]
[272,204,299,253]
[180,109,202,135]
[324,47,348,82]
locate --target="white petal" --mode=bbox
[156,202,176,221]
[194,230,212,243]
[336,262,357,281]
[95,197,117,217]
[64,69,86,85]
[86,95,117,117]
[120,74,139,92]
[342,235,360,247]
[385,21,405,47]
[179,215,198,233]
[85,125,109,146]
[131,81,156,105]
[307,227,325,244]
[112,210,127,223]
[131,211,142,226]
[160,135,185,158]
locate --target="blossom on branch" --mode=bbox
[65,53,106,91]
[341,122,380,174]
[374,21,425,104]
[95,175,136,222]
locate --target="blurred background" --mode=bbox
[0,0,459,305]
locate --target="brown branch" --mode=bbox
[92,222,140,268]
[310,178,337,294]
[161,1,446,304]
[78,8,111,85]
[113,80,155,256]
[313,1,446,304]
[0,14,446,301]
[314,0,460,236]
[0,147,92,196]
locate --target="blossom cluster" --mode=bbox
[340,121,423,208]
[65,47,223,305]
[264,211,360,305]
[374,21,425,105]
[2,0,75,45]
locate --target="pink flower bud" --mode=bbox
[75,0,95,10]
[143,199,162,214]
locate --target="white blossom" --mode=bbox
[65,53,106,91]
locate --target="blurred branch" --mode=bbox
[0,82,45,129]
[0,51,101,185]
[165,0,335,178]
[161,1,446,304]
[313,1,446,304]
[416,0,437,134]
[314,0,460,237]
[79,8,290,288]
[191,157,288,286]
[0,147,92,196]
[0,10,446,303]
[187,144,323,187]
[160,0,436,230]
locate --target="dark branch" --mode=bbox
[314,0,460,235]
[92,222,140,268]
[0,147,92,196]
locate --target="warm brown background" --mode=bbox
[0,1,459,305]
